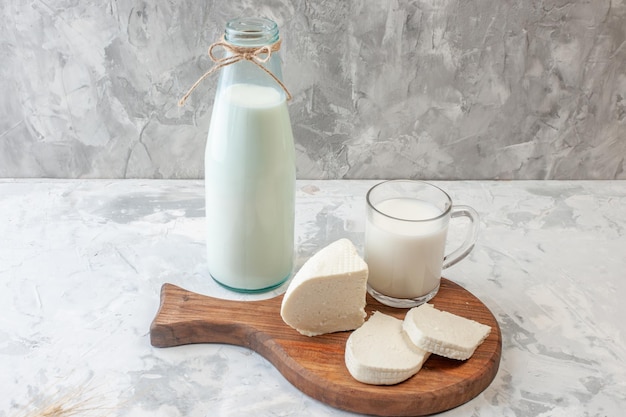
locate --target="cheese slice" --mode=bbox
[345,311,430,385]
[280,239,368,336]
[402,303,491,360]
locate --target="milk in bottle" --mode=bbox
[204,18,295,292]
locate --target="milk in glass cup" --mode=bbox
[364,180,479,308]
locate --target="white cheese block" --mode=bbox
[402,303,491,360]
[280,239,369,336]
[345,311,430,385]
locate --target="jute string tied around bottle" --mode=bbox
[178,36,292,106]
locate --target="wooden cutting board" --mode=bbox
[150,278,501,416]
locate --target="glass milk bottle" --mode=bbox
[204,17,295,292]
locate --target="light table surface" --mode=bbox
[1,179,624,416]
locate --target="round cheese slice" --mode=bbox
[345,311,430,385]
[402,303,491,360]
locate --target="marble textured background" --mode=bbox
[1,0,625,180]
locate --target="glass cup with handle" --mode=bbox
[364,180,479,308]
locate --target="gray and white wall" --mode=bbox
[1,0,624,179]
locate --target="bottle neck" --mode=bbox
[214,17,289,101]
[224,17,279,47]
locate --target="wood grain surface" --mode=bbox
[150,278,501,416]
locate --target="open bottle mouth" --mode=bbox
[225,17,280,46]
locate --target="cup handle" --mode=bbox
[442,205,479,269]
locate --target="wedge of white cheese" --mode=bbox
[402,303,491,360]
[280,239,369,336]
[345,311,430,385]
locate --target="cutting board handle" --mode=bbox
[150,283,285,349]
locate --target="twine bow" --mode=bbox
[178,36,292,106]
